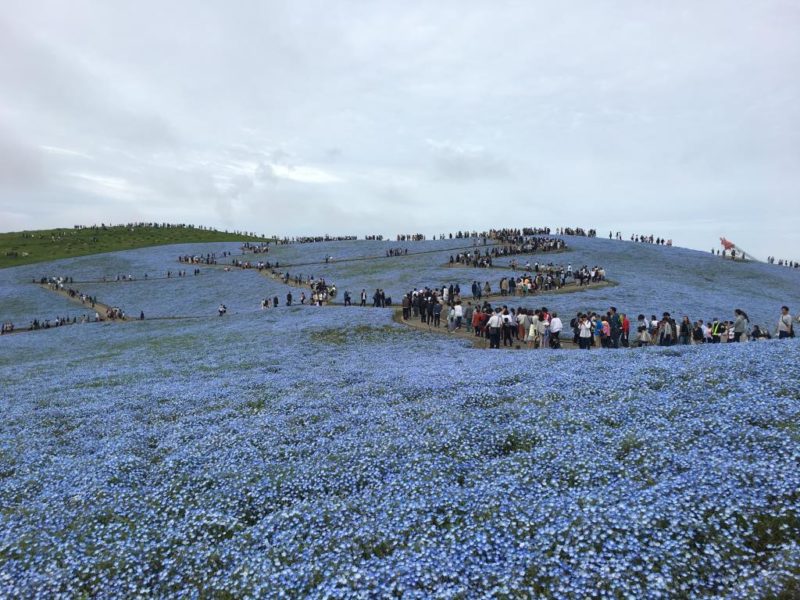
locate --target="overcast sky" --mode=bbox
[1,1,798,258]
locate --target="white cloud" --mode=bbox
[65,172,150,202]
[40,145,93,159]
[266,164,344,184]
[0,1,797,257]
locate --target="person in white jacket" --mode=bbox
[528,313,540,349]
[550,313,563,348]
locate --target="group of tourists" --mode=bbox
[622,233,672,245]
[1,311,114,334]
[386,248,409,256]
[568,307,795,349]
[304,278,336,305]
[447,237,568,269]
[711,248,747,260]
[559,227,597,237]
[479,306,564,349]
[42,277,97,307]
[485,304,795,350]
[391,277,797,351]
[767,256,799,268]
[178,252,229,265]
[262,273,338,307]
[283,235,358,244]
[486,265,605,296]
[241,242,270,254]
[165,270,197,278]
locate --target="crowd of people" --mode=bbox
[567,307,795,349]
[1,314,105,334]
[507,265,605,293]
[396,288,565,349]
[616,232,673,245]
[41,276,127,320]
[395,286,797,351]
[767,256,799,268]
[280,235,359,244]
[259,272,338,307]
[558,227,597,237]
[448,237,568,268]
[711,248,748,260]
[241,242,271,254]
[179,252,230,265]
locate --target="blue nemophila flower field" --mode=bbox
[1,238,799,597]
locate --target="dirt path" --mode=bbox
[37,284,122,322]
[391,308,585,350]
[196,238,573,273]
[10,257,610,342]
[221,257,616,305]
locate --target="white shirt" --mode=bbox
[538,319,548,334]
[454,305,463,318]
[529,315,539,336]
[487,314,503,328]
[550,317,563,333]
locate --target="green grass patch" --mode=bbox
[313,324,407,345]
[0,224,273,269]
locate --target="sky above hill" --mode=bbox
[1,1,798,259]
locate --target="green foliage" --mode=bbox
[0,224,271,269]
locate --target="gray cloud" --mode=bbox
[0,1,797,257]
[0,130,45,188]
[427,140,510,181]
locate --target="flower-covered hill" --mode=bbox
[2,235,798,325]
[1,308,799,597]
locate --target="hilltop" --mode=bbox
[0,223,271,269]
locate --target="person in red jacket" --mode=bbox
[472,307,483,337]
[621,313,630,347]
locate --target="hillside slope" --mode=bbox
[0,224,270,269]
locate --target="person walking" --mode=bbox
[550,312,562,349]
[401,294,410,320]
[621,313,630,347]
[487,308,503,349]
[609,307,621,348]
[778,306,794,339]
[710,318,723,343]
[658,315,673,346]
[502,308,513,347]
[679,316,691,345]
[733,309,748,342]
[578,315,593,350]
[464,302,474,333]
[433,301,442,327]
